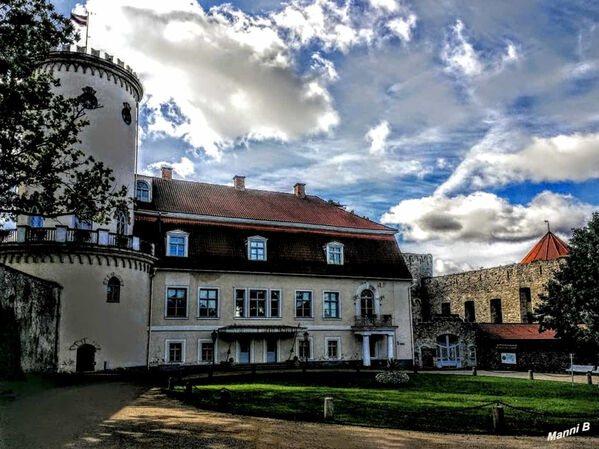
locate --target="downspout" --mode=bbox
[146,267,155,368]
[407,284,416,369]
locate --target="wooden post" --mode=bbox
[185,382,192,398]
[472,367,477,376]
[167,377,174,390]
[324,397,334,421]
[528,370,534,380]
[587,372,592,385]
[492,404,504,434]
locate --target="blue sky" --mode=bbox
[52,0,599,273]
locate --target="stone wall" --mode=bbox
[421,259,563,324]
[402,253,433,285]
[0,263,61,378]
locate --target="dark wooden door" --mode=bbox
[76,344,95,372]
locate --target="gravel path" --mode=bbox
[2,382,599,449]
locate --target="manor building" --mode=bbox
[0,48,414,374]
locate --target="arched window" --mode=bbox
[360,289,374,317]
[30,206,44,228]
[115,211,127,235]
[136,180,150,202]
[106,277,121,303]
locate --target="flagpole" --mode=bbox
[85,11,90,52]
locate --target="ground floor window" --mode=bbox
[238,340,251,363]
[325,337,341,360]
[166,340,185,364]
[200,341,214,363]
[297,338,313,360]
[266,339,277,362]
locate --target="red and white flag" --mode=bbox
[70,12,88,27]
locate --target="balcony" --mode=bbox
[353,314,394,328]
[0,226,154,256]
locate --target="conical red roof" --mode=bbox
[520,231,569,264]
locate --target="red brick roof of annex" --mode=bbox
[478,323,558,340]
[520,231,569,264]
[135,177,395,232]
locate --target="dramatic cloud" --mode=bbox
[146,157,195,179]
[366,120,391,155]
[382,190,595,243]
[437,128,599,195]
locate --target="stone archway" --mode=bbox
[76,344,96,372]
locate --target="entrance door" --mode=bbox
[76,344,96,372]
[266,339,277,363]
[436,334,461,368]
[239,340,251,364]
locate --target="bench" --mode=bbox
[565,364,596,374]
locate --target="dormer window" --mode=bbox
[167,230,188,257]
[248,236,267,261]
[326,242,344,265]
[136,180,151,202]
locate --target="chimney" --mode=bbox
[161,166,173,181]
[294,183,306,199]
[233,175,246,191]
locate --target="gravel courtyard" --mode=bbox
[1,381,598,449]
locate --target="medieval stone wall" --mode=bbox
[422,259,564,324]
[0,263,61,377]
[402,253,433,285]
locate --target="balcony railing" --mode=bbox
[353,314,393,327]
[0,226,155,256]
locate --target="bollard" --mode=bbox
[324,397,335,421]
[492,404,505,434]
[587,372,593,385]
[185,382,192,398]
[528,370,534,380]
[167,377,174,390]
[472,367,477,376]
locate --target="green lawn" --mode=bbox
[174,372,599,435]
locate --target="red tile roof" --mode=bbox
[520,231,569,264]
[136,177,394,232]
[479,324,558,340]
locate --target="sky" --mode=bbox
[51,0,599,274]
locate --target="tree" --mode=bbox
[0,0,128,226]
[537,212,599,359]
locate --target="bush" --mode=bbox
[375,370,410,386]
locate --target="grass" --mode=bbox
[175,372,599,435]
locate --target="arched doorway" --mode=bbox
[436,334,461,368]
[76,344,96,372]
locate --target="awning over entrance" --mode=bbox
[217,325,305,337]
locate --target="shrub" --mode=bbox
[375,370,410,386]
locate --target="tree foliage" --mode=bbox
[0,0,128,225]
[537,212,599,356]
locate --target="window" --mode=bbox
[519,287,533,324]
[115,211,127,235]
[270,290,280,317]
[266,339,277,362]
[323,291,340,319]
[166,231,188,257]
[106,277,120,303]
[249,289,267,317]
[234,288,281,318]
[238,340,251,363]
[166,287,187,318]
[295,291,313,318]
[360,289,374,317]
[198,288,219,318]
[441,302,451,316]
[490,298,503,323]
[166,340,185,363]
[199,341,214,363]
[325,337,341,360]
[464,301,475,322]
[136,180,150,202]
[248,236,267,261]
[235,289,246,318]
[326,242,344,265]
[30,206,44,228]
[298,338,312,360]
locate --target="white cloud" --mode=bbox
[387,14,417,42]
[145,157,196,179]
[437,127,599,195]
[369,0,399,12]
[442,20,483,77]
[366,120,391,155]
[382,190,594,243]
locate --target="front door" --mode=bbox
[76,344,96,372]
[266,339,277,363]
[239,340,251,364]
